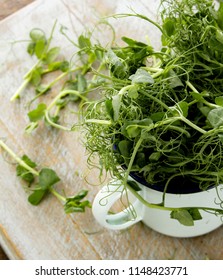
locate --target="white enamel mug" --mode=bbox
[92,179,223,237]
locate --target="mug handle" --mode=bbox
[92,181,143,230]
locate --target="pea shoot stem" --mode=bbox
[180,116,207,134]
[0,140,39,176]
[85,119,112,125]
[124,137,144,186]
[10,78,30,101]
[50,187,66,202]
[23,61,40,79]
[31,67,82,103]
[45,89,88,131]
[127,184,222,213]
[186,80,218,109]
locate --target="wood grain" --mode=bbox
[0,0,222,260]
[0,0,35,20]
[0,0,35,260]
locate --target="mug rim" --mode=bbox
[129,171,215,195]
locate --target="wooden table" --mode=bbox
[0,0,222,260]
[0,0,35,260]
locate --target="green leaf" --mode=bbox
[162,18,175,37]
[167,69,183,88]
[105,99,114,120]
[64,190,91,213]
[29,28,46,42]
[47,60,69,72]
[28,188,47,205]
[27,42,36,56]
[71,190,89,201]
[208,36,223,51]
[22,154,37,168]
[216,30,223,45]
[64,201,91,213]
[129,69,154,84]
[30,69,41,86]
[16,155,37,184]
[17,166,35,183]
[106,49,127,79]
[170,209,194,226]
[122,119,153,138]
[44,47,61,64]
[126,124,141,138]
[169,101,189,118]
[207,107,223,128]
[198,105,211,117]
[218,133,223,144]
[38,168,60,189]
[190,91,205,102]
[87,51,97,65]
[35,84,50,94]
[135,152,146,168]
[149,152,161,162]
[35,39,46,59]
[112,94,122,121]
[78,35,91,49]
[128,86,138,99]
[59,61,70,72]
[77,74,87,93]
[47,115,59,125]
[215,96,223,107]
[127,180,141,191]
[188,208,202,221]
[217,2,223,30]
[121,36,147,48]
[118,140,132,159]
[150,112,165,122]
[177,101,189,118]
[27,103,47,122]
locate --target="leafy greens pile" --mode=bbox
[84,0,223,187]
[83,0,223,222]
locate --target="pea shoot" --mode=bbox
[0,140,91,213]
[83,0,223,225]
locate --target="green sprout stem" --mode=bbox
[23,61,40,80]
[32,66,83,103]
[84,119,112,125]
[45,89,88,131]
[180,116,207,134]
[50,187,66,202]
[111,13,163,33]
[123,137,144,186]
[186,80,218,109]
[10,78,30,101]
[118,84,135,96]
[127,183,223,213]
[0,140,39,176]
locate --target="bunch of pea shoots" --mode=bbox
[83,0,223,225]
[0,0,223,226]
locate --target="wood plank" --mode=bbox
[0,0,222,260]
[0,0,35,20]
[0,0,35,261]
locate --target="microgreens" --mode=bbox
[12,22,109,133]
[82,0,223,225]
[2,0,223,227]
[0,140,91,213]
[10,20,67,101]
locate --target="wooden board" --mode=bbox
[0,0,222,260]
